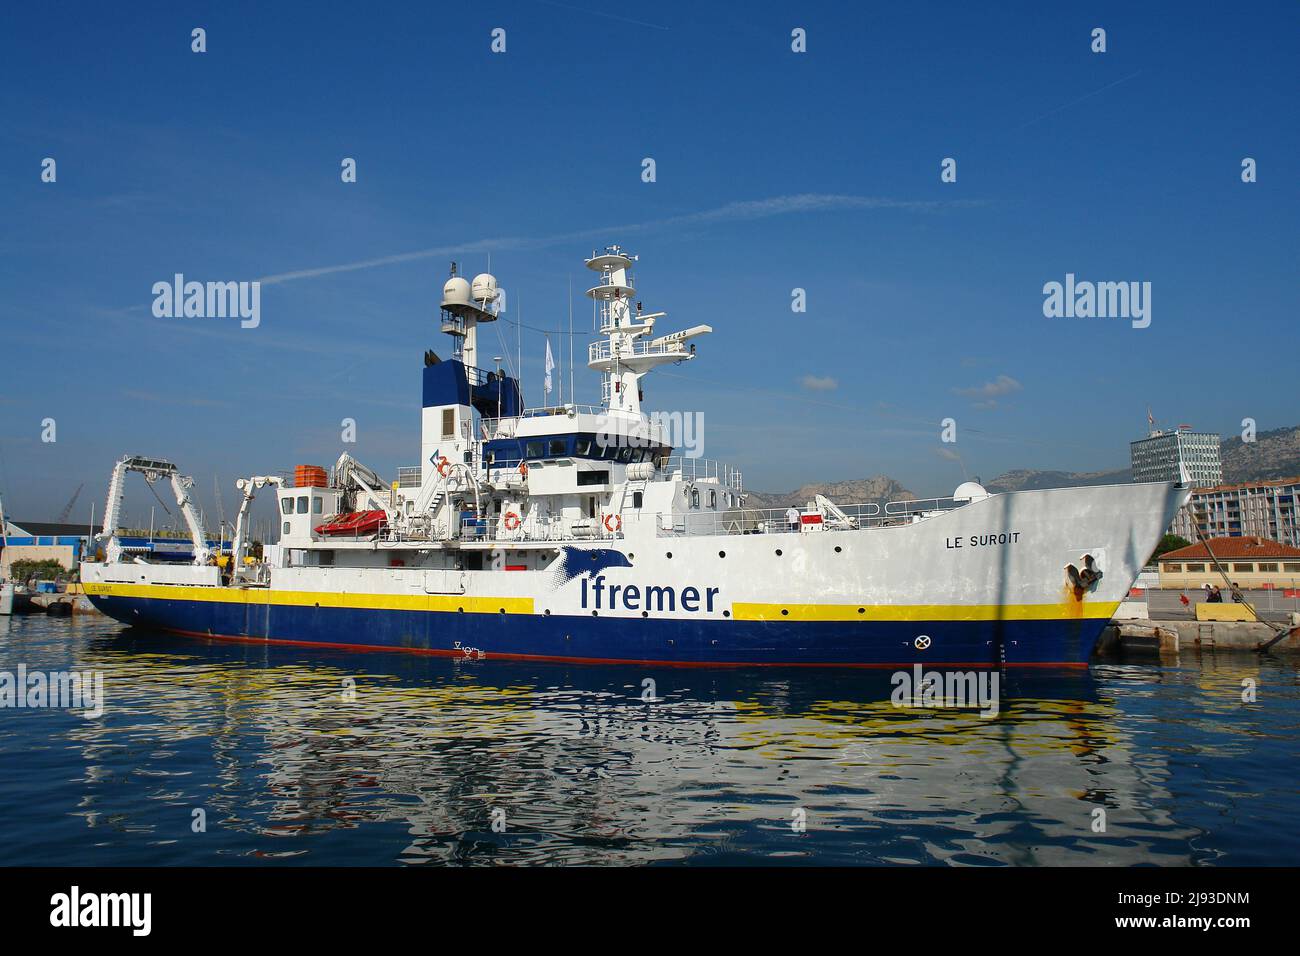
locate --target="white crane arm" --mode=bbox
[231,476,283,569]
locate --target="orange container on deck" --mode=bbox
[295,464,328,488]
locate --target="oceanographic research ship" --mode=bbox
[82,247,1191,666]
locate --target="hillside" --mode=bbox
[983,425,1300,492]
[744,475,915,509]
[747,426,1300,507]
[1221,426,1300,483]
[984,467,1130,493]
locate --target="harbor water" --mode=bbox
[1,613,1297,866]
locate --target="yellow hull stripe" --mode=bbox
[85,581,1117,623]
[83,581,534,615]
[730,601,1120,623]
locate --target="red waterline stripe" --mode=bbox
[160,626,1089,669]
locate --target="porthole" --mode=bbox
[723,610,731,618]
[775,549,783,556]
[718,551,726,558]
[835,546,842,553]
[781,609,789,616]
[641,611,648,618]
[666,552,673,559]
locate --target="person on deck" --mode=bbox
[786,506,800,533]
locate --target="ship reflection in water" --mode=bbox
[1,615,1298,865]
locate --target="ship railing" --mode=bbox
[588,339,688,363]
[664,457,743,491]
[480,406,612,438]
[652,497,967,536]
[455,514,624,543]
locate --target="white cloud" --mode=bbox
[954,374,1022,401]
[801,375,839,391]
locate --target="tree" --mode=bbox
[7,558,67,584]
[1149,533,1192,564]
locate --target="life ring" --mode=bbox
[503,512,521,531]
[603,513,622,533]
[436,456,451,477]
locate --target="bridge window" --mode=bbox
[549,438,568,456]
[575,438,592,456]
[280,498,293,515]
[525,440,545,459]
[578,470,609,487]
[297,496,309,514]
[313,497,323,514]
[617,446,634,463]
[442,409,456,439]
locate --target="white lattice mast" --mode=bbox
[584,245,711,417]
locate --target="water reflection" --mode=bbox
[1,616,1296,865]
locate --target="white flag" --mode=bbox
[544,339,555,395]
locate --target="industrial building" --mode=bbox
[1130,425,1223,487]
[1171,476,1300,548]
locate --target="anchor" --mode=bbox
[1066,554,1103,592]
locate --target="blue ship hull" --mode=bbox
[88,592,1105,667]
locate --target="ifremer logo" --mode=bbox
[50,886,151,936]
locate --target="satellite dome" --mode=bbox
[953,481,990,503]
[441,276,471,308]
[471,273,498,303]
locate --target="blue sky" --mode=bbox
[1,0,1297,530]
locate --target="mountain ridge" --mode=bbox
[746,426,1300,503]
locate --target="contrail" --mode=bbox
[256,194,985,286]
[534,0,669,31]
[1013,70,1143,132]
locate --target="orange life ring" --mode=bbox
[436,456,451,477]
[603,513,622,533]
[503,511,521,531]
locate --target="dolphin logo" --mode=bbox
[551,546,632,589]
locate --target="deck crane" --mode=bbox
[230,475,283,573]
[332,452,395,521]
[98,456,210,565]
